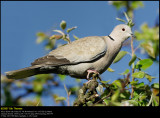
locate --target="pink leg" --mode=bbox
[87,70,99,80]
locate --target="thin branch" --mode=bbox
[64,84,70,106]
[130,37,135,99]
[147,93,153,106]
[93,90,113,105]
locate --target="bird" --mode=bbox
[6,24,134,80]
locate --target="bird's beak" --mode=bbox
[130,33,136,38]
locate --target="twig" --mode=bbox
[147,93,153,106]
[93,90,113,105]
[64,84,70,106]
[133,44,140,54]
[130,37,135,99]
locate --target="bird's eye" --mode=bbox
[122,28,125,31]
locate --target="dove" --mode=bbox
[6,24,134,80]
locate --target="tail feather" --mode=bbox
[5,66,40,79]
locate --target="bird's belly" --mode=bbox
[59,60,110,79]
[65,63,92,79]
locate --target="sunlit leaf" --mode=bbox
[124,12,130,22]
[131,1,144,9]
[100,80,111,84]
[129,54,137,66]
[53,30,65,36]
[69,86,79,94]
[55,96,66,101]
[73,35,79,40]
[58,74,66,81]
[113,80,122,88]
[120,69,130,75]
[130,80,138,85]
[36,32,48,44]
[145,74,156,82]
[128,100,138,106]
[116,17,126,23]
[103,99,109,105]
[135,82,145,88]
[33,81,43,92]
[113,51,127,63]
[49,35,63,40]
[132,71,145,79]
[67,26,77,33]
[137,58,153,70]
[111,89,120,102]
[151,83,159,89]
[107,68,115,72]
[36,32,47,37]
[141,43,155,58]
[110,1,127,10]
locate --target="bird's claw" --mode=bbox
[87,70,99,80]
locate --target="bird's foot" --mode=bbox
[85,80,92,85]
[87,70,99,80]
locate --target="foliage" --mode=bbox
[135,23,159,60]
[1,1,159,106]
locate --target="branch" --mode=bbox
[130,37,135,98]
[73,74,100,106]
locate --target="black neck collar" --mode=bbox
[108,35,115,41]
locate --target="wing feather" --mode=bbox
[31,36,107,66]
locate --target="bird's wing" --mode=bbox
[31,36,107,66]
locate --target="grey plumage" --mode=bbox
[6,24,133,79]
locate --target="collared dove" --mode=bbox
[6,24,134,80]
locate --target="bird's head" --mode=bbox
[109,24,135,43]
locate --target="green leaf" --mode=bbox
[130,80,138,85]
[141,43,155,58]
[116,17,126,23]
[107,68,115,72]
[36,32,48,44]
[110,1,127,10]
[119,90,130,100]
[151,83,159,89]
[137,59,153,70]
[129,54,137,66]
[124,12,130,22]
[36,32,46,37]
[113,80,122,88]
[145,74,156,82]
[49,35,62,40]
[60,20,67,30]
[111,89,120,102]
[113,51,127,63]
[67,26,77,33]
[69,87,79,94]
[103,99,109,105]
[128,100,138,106]
[33,81,43,92]
[58,74,66,81]
[53,30,65,36]
[55,96,66,101]
[132,71,145,79]
[120,69,130,75]
[100,80,110,84]
[131,1,144,9]
[73,35,79,40]
[135,82,145,88]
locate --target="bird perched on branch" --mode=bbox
[6,24,134,80]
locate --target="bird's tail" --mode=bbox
[5,66,40,79]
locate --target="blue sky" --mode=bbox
[1,1,159,106]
